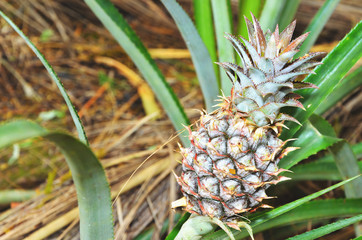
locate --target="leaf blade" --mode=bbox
[259,0,286,31]
[211,0,234,93]
[278,0,301,30]
[279,115,341,170]
[237,0,262,38]
[194,0,219,84]
[281,21,362,140]
[84,0,190,146]
[253,199,362,235]
[0,120,114,240]
[315,66,362,115]
[0,10,88,144]
[203,176,361,239]
[329,141,362,198]
[161,0,219,112]
[286,161,362,181]
[287,214,362,240]
[295,0,341,58]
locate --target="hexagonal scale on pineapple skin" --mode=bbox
[194,154,213,177]
[201,199,224,218]
[227,136,249,159]
[220,179,245,201]
[191,130,209,150]
[213,158,237,179]
[181,147,195,172]
[181,171,198,195]
[206,136,227,160]
[186,195,202,215]
[225,197,249,215]
[207,117,229,137]
[198,176,220,199]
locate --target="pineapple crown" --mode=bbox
[218,14,323,127]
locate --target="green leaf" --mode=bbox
[315,66,362,115]
[237,0,262,66]
[0,120,113,240]
[281,21,362,140]
[237,0,262,38]
[279,114,340,170]
[295,0,341,58]
[193,0,219,84]
[250,176,359,227]
[253,199,362,235]
[40,29,54,42]
[329,141,362,198]
[203,175,360,239]
[305,115,362,198]
[83,0,190,146]
[287,214,362,240]
[134,213,181,240]
[166,212,191,240]
[0,10,88,144]
[0,190,36,205]
[287,161,362,181]
[161,0,219,112]
[259,0,286,31]
[278,0,301,30]
[282,114,362,198]
[317,142,362,163]
[211,0,234,93]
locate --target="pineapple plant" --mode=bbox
[174,14,323,229]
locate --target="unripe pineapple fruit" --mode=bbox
[174,15,322,228]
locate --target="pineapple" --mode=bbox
[175,15,322,228]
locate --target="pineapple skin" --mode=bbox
[176,15,322,224]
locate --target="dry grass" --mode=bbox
[0,0,361,239]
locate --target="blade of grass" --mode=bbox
[0,10,88,144]
[203,175,360,239]
[161,0,219,112]
[211,0,233,93]
[295,0,341,58]
[83,0,190,146]
[194,0,219,84]
[278,0,301,30]
[281,21,362,140]
[0,120,113,239]
[259,0,286,31]
[287,214,362,240]
[315,66,362,115]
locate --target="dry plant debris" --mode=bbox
[0,0,361,239]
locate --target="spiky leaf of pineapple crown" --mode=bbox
[218,14,323,127]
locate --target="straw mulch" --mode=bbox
[0,0,361,239]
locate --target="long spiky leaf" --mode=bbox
[0,10,88,144]
[84,0,190,146]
